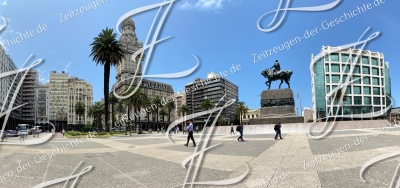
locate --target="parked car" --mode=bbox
[5,130,18,137]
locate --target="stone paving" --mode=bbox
[0,127,399,187]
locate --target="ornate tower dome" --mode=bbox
[122,18,135,32]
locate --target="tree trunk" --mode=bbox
[111,104,114,131]
[104,61,110,132]
[168,109,171,125]
[156,107,159,129]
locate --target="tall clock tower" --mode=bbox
[114,18,144,93]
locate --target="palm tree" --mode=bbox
[166,100,176,124]
[89,27,126,132]
[75,102,85,128]
[217,115,227,126]
[235,101,249,123]
[144,96,152,130]
[152,96,162,128]
[201,98,213,110]
[133,89,146,131]
[115,100,125,131]
[177,104,190,131]
[159,108,167,129]
[109,93,118,130]
[88,101,105,131]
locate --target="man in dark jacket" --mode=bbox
[237,122,245,142]
[274,122,282,140]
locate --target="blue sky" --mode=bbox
[1,0,399,111]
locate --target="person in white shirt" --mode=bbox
[184,120,196,147]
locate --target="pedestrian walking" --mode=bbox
[274,122,283,140]
[237,122,244,142]
[157,127,160,133]
[184,120,196,147]
[129,128,132,136]
[177,126,180,134]
[62,128,65,137]
[230,123,235,135]
[196,126,199,134]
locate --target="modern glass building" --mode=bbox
[311,46,391,121]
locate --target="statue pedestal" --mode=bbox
[250,88,303,125]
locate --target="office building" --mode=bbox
[68,77,93,130]
[21,70,38,125]
[311,46,391,121]
[49,71,69,131]
[185,72,239,127]
[36,83,50,131]
[0,45,22,130]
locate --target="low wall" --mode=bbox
[204,120,391,134]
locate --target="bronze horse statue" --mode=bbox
[261,68,293,90]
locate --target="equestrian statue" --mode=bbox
[261,60,293,90]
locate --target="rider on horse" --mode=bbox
[270,60,281,79]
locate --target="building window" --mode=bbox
[344,96,351,104]
[331,53,339,62]
[364,96,371,104]
[353,66,360,74]
[325,75,330,83]
[373,97,380,105]
[326,86,330,93]
[362,67,370,74]
[371,58,378,66]
[372,68,379,76]
[363,77,370,85]
[372,77,379,85]
[345,86,351,94]
[353,86,361,94]
[332,75,340,83]
[331,64,340,72]
[373,87,380,95]
[363,87,371,94]
[354,96,362,104]
[353,106,361,114]
[341,54,349,62]
[352,55,359,63]
[362,56,369,64]
[353,76,361,84]
[325,64,329,72]
[343,106,351,115]
[342,65,350,73]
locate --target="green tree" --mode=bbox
[235,101,249,123]
[159,108,167,129]
[166,100,176,124]
[89,27,126,132]
[144,96,152,130]
[152,96,162,128]
[133,89,146,131]
[201,98,213,110]
[115,100,125,131]
[178,104,190,131]
[88,101,104,131]
[217,115,227,126]
[75,102,85,126]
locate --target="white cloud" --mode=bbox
[2,0,7,6]
[37,69,49,83]
[63,62,72,73]
[179,0,236,11]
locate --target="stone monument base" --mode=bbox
[249,116,304,124]
[250,88,304,125]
